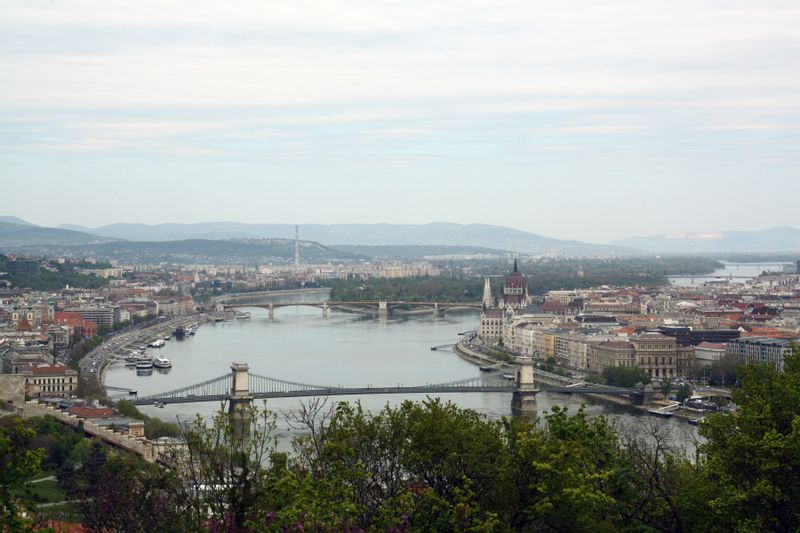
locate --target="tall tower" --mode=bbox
[482,277,493,308]
[294,225,300,269]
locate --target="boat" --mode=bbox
[136,355,154,369]
[479,366,495,372]
[163,335,171,341]
[148,339,166,348]
[235,312,251,320]
[174,325,186,338]
[154,356,172,369]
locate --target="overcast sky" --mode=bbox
[1,0,798,243]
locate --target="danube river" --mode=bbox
[670,260,794,287]
[106,303,699,451]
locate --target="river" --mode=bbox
[106,302,699,452]
[669,260,794,287]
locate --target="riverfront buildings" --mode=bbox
[477,264,800,379]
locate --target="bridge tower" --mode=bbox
[378,300,388,317]
[229,363,254,429]
[322,301,328,319]
[433,302,439,316]
[268,303,274,320]
[511,357,538,414]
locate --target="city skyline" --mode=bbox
[2,1,799,241]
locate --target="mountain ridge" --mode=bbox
[56,221,633,256]
[612,226,800,253]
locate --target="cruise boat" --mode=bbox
[136,355,154,369]
[174,325,186,338]
[154,356,172,369]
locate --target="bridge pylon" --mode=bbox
[378,300,388,317]
[512,357,539,414]
[229,363,254,431]
[268,304,274,320]
[322,301,328,319]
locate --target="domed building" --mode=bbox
[502,259,529,310]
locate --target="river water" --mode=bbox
[670,260,794,287]
[106,302,699,452]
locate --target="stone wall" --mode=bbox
[0,375,25,403]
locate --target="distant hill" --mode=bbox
[612,226,800,253]
[2,236,362,264]
[0,216,36,226]
[0,221,119,248]
[86,238,361,264]
[60,222,634,256]
[332,244,512,259]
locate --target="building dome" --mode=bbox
[502,259,528,310]
[504,260,527,290]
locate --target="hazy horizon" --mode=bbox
[2,1,798,242]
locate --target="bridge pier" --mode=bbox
[433,302,439,316]
[229,362,254,433]
[511,358,539,414]
[378,300,388,318]
[268,304,274,320]
[322,301,328,319]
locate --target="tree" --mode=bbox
[68,449,184,533]
[659,379,672,398]
[698,344,800,531]
[171,402,278,531]
[0,416,45,530]
[675,383,692,404]
[602,366,651,388]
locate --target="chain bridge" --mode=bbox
[128,362,643,413]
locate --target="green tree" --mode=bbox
[676,383,693,404]
[698,344,800,531]
[0,416,45,530]
[602,366,651,388]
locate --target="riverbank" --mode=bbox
[454,336,511,368]
[85,314,209,391]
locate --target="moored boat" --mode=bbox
[136,355,154,369]
[154,356,172,369]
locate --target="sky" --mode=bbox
[1,0,798,243]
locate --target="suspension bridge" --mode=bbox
[126,362,643,412]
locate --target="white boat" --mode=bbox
[235,312,251,320]
[154,356,172,369]
[148,339,166,348]
[136,355,154,369]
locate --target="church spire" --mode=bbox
[513,258,518,272]
[482,277,493,308]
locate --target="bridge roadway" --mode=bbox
[128,370,641,406]
[221,300,481,317]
